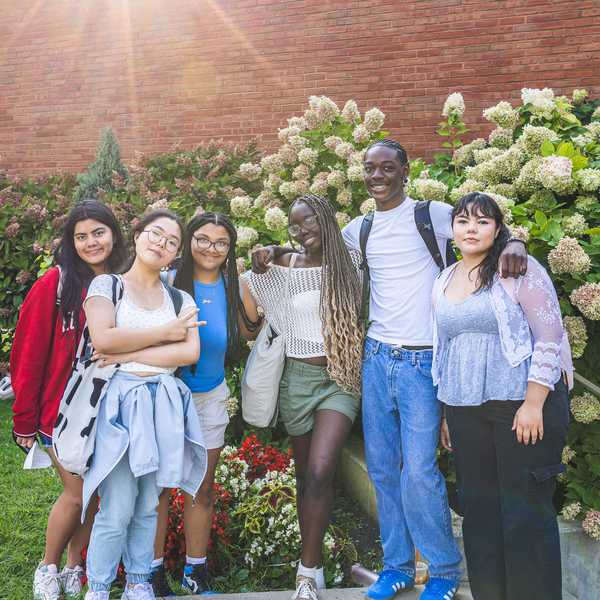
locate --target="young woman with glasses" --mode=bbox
[81,209,207,600]
[150,211,259,596]
[240,195,363,600]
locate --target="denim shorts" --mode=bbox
[278,358,360,436]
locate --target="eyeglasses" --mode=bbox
[193,235,230,254]
[143,228,179,253]
[288,215,319,238]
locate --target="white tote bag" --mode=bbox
[241,255,296,427]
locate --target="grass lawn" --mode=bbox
[0,400,63,600]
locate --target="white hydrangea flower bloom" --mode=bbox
[293,164,311,181]
[260,153,284,174]
[288,135,308,151]
[236,226,259,249]
[324,136,343,151]
[360,197,376,214]
[277,125,301,143]
[327,170,346,189]
[538,156,574,194]
[410,178,448,202]
[348,150,366,166]
[336,187,352,206]
[548,237,591,274]
[563,213,588,236]
[488,127,514,149]
[452,138,487,168]
[521,87,555,118]
[341,99,361,122]
[336,211,351,228]
[442,92,465,118]
[334,141,355,159]
[508,224,530,243]
[278,144,297,165]
[485,192,514,224]
[239,162,262,181]
[229,195,253,217]
[473,147,503,165]
[310,173,329,196]
[353,124,370,144]
[483,101,519,129]
[364,107,386,132]
[287,116,308,131]
[279,181,297,200]
[264,206,288,231]
[561,502,582,521]
[518,125,559,156]
[572,89,588,105]
[575,168,600,192]
[298,148,318,167]
[592,105,600,120]
[347,164,364,182]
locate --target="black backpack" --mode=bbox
[359,200,457,322]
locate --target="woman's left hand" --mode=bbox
[512,402,544,445]
[92,351,134,367]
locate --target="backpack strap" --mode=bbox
[414,200,457,271]
[163,283,184,315]
[359,212,374,323]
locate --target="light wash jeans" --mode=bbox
[361,337,462,581]
[86,385,161,592]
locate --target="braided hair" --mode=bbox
[174,212,256,366]
[289,195,363,394]
[365,138,409,165]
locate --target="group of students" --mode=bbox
[11,138,572,600]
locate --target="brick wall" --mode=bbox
[1,0,599,175]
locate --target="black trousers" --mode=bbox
[445,380,569,600]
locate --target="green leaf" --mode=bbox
[535,210,548,226]
[556,141,576,158]
[571,155,589,171]
[540,140,555,156]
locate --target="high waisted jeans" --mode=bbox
[445,380,569,600]
[86,383,161,592]
[361,337,462,581]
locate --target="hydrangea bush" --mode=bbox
[413,88,600,538]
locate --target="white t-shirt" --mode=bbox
[85,274,196,374]
[342,197,453,345]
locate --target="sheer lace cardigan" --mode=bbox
[431,256,573,391]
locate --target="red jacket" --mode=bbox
[10,267,84,437]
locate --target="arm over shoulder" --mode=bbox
[341,216,363,252]
[429,201,454,240]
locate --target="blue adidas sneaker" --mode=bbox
[366,569,415,600]
[182,563,218,595]
[419,577,459,600]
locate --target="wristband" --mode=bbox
[507,237,527,247]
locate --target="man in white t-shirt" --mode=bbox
[252,138,527,600]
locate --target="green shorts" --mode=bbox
[278,358,360,436]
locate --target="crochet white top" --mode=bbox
[243,250,362,359]
[85,274,195,374]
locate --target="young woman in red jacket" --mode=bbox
[10,200,127,600]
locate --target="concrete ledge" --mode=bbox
[339,434,599,600]
[173,585,473,599]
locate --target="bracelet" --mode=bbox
[507,237,527,246]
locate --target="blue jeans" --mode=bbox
[361,337,462,580]
[86,385,161,592]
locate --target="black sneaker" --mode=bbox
[182,563,215,595]
[150,563,175,597]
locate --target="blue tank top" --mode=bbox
[179,276,228,393]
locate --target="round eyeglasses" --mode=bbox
[288,214,319,238]
[193,235,230,254]
[143,228,179,253]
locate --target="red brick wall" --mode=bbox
[1,0,599,175]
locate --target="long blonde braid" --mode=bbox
[290,195,363,394]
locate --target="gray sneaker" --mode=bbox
[121,582,156,600]
[33,563,62,600]
[61,565,84,598]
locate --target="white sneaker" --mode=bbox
[61,565,84,597]
[315,567,326,590]
[121,582,156,600]
[84,591,109,600]
[33,563,62,600]
[291,575,319,600]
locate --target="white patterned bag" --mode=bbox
[241,255,296,428]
